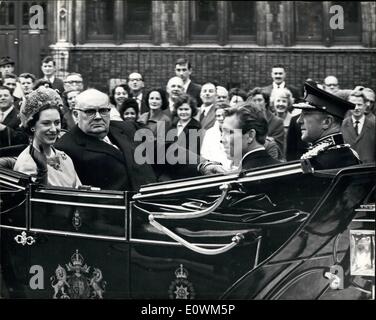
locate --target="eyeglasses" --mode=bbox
[129,78,143,82]
[75,107,111,117]
[64,80,83,84]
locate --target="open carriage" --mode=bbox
[0,160,375,299]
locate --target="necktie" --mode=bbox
[200,109,206,122]
[0,111,4,123]
[354,120,360,136]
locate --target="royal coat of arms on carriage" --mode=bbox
[50,250,106,299]
[168,264,195,299]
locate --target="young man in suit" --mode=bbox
[175,58,202,106]
[198,82,217,130]
[40,56,65,94]
[221,104,280,170]
[342,90,375,163]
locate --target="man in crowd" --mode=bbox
[174,58,202,106]
[198,82,217,130]
[323,75,352,101]
[63,73,84,92]
[2,73,17,92]
[216,86,229,104]
[0,86,28,148]
[293,81,360,170]
[221,104,280,170]
[0,56,16,78]
[165,76,184,117]
[262,64,299,99]
[55,89,157,191]
[18,73,36,96]
[323,75,340,95]
[39,56,65,94]
[128,72,146,114]
[341,90,375,163]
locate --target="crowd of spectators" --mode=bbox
[0,55,375,189]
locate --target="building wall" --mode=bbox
[49,1,376,93]
[68,47,376,94]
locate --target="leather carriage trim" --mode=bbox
[28,228,127,241]
[37,189,125,199]
[138,162,303,194]
[0,225,27,231]
[0,172,22,183]
[0,178,26,190]
[134,166,303,199]
[30,198,126,210]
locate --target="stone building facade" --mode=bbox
[1,1,375,92]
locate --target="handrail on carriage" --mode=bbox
[148,214,246,255]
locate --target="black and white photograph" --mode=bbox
[0,0,375,307]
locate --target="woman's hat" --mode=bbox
[19,87,63,127]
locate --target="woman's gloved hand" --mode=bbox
[29,143,48,185]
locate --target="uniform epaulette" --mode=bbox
[301,141,332,160]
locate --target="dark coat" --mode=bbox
[187,81,202,106]
[341,116,375,163]
[55,121,157,191]
[285,114,309,161]
[262,83,301,100]
[0,107,28,148]
[240,149,280,171]
[265,110,285,152]
[174,118,202,156]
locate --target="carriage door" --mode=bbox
[0,1,48,76]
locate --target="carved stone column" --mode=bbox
[49,0,74,79]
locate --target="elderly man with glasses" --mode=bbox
[55,88,156,191]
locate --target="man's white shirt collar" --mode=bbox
[273,82,285,89]
[44,75,55,84]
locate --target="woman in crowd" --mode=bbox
[270,88,295,132]
[138,88,171,138]
[228,88,247,108]
[14,87,81,187]
[119,98,140,122]
[171,93,202,156]
[270,88,296,159]
[109,84,132,121]
[61,89,81,130]
[200,103,233,170]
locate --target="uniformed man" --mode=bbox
[293,81,360,171]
